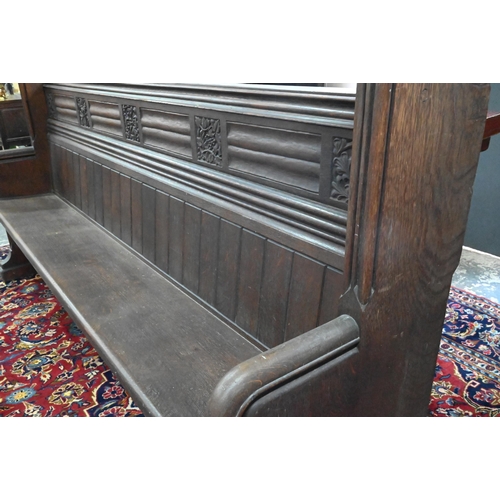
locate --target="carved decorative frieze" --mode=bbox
[122,104,140,142]
[195,116,222,167]
[45,84,355,213]
[330,137,352,204]
[76,97,90,128]
[46,92,57,120]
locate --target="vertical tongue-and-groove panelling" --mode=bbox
[46,84,354,349]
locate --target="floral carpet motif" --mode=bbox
[0,246,143,417]
[429,287,500,416]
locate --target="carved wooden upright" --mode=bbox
[338,83,490,415]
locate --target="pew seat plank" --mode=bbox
[0,194,261,416]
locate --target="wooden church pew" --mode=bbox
[0,83,491,416]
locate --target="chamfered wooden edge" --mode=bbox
[207,314,359,417]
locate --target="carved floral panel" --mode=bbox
[330,137,352,204]
[76,97,90,128]
[122,104,140,142]
[195,116,222,167]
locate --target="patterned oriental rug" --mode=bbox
[1,246,499,417]
[0,246,143,417]
[429,287,500,416]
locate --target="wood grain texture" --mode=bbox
[110,169,121,238]
[257,241,293,347]
[73,153,82,209]
[53,94,78,124]
[183,203,201,294]
[43,85,352,350]
[484,110,500,139]
[209,314,359,416]
[80,155,89,215]
[243,348,359,416]
[227,122,322,193]
[64,148,74,203]
[86,159,96,220]
[141,183,156,262]
[46,83,356,128]
[130,178,143,253]
[44,83,353,247]
[0,194,261,417]
[0,99,30,148]
[168,196,185,282]
[235,229,266,336]
[318,266,344,325]
[215,220,241,320]
[7,83,489,416]
[154,190,170,273]
[198,211,220,307]
[285,254,324,341]
[9,83,491,417]
[51,144,62,195]
[338,83,491,416]
[59,147,68,201]
[88,101,123,136]
[141,109,191,157]
[49,147,346,349]
[102,166,112,232]
[68,149,77,207]
[47,126,347,268]
[93,162,104,225]
[48,141,350,346]
[119,174,132,246]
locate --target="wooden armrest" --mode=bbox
[482,110,500,151]
[207,314,360,416]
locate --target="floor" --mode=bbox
[451,246,500,303]
[0,222,498,302]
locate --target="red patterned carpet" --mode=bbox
[1,246,499,416]
[0,248,143,417]
[429,287,500,416]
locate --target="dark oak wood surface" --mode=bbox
[48,143,343,349]
[45,85,350,266]
[208,314,359,416]
[0,83,491,417]
[338,83,490,416]
[45,84,354,210]
[0,194,261,416]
